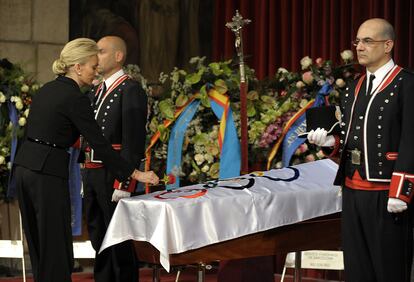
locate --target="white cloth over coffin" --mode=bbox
[100,159,341,271]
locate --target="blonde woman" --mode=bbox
[14,38,158,282]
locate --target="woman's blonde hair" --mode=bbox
[52,38,98,75]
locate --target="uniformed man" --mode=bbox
[308,18,414,282]
[81,36,147,282]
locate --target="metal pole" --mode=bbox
[197,263,206,282]
[226,10,251,174]
[152,264,161,282]
[19,211,26,282]
[294,251,302,282]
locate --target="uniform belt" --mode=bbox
[28,137,67,150]
[84,144,121,169]
[84,162,104,169]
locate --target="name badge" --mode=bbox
[350,148,361,165]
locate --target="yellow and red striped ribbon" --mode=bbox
[145,88,231,193]
[266,100,315,170]
[208,88,230,151]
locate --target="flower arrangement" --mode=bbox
[147,57,257,184]
[253,51,357,168]
[0,58,39,200]
[146,51,357,186]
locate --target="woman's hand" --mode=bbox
[131,169,159,185]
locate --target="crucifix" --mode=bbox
[226,10,251,174]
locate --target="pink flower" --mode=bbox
[302,71,314,85]
[298,143,308,153]
[305,154,315,162]
[315,57,324,67]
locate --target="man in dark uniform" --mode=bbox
[81,36,147,282]
[308,18,414,282]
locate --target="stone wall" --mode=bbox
[0,0,69,251]
[0,0,69,83]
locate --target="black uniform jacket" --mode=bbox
[334,66,414,202]
[88,75,147,191]
[14,76,134,181]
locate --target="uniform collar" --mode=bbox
[366,59,395,93]
[103,69,125,89]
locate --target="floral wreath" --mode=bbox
[0,58,40,200]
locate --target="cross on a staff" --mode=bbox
[225,10,251,61]
[226,10,251,174]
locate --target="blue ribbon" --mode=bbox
[166,93,241,189]
[68,147,82,236]
[209,99,241,179]
[166,100,201,189]
[314,82,333,107]
[6,101,18,198]
[281,82,332,167]
[281,116,307,167]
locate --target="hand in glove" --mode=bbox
[132,169,159,185]
[111,189,131,202]
[307,127,336,147]
[387,198,408,213]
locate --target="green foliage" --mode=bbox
[146,52,358,184]
[0,58,39,200]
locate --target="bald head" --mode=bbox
[360,18,395,41]
[100,36,127,63]
[356,18,395,73]
[97,36,128,78]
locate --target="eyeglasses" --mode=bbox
[352,38,390,47]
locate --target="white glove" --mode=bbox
[307,128,335,147]
[111,189,131,202]
[387,198,408,213]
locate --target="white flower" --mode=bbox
[194,153,205,165]
[335,78,346,88]
[204,154,214,163]
[31,84,40,91]
[159,72,168,84]
[18,76,24,82]
[340,50,354,61]
[0,93,6,103]
[0,156,5,165]
[189,57,200,64]
[15,101,23,110]
[201,165,210,173]
[275,161,283,168]
[18,117,26,126]
[11,96,22,104]
[21,84,30,93]
[300,56,312,70]
[277,67,288,73]
[299,99,309,108]
[316,150,325,159]
[296,81,305,88]
[24,108,30,117]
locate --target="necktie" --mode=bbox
[95,82,106,105]
[366,74,375,95]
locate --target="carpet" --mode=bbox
[0,270,340,282]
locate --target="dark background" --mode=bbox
[70,0,414,81]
